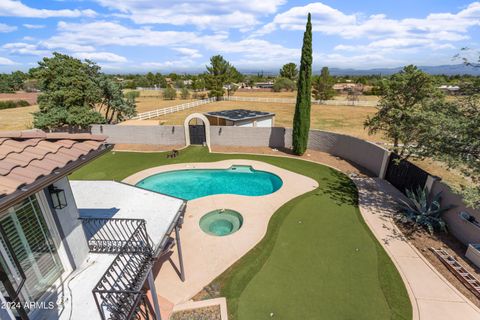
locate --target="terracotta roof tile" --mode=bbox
[0,130,108,198]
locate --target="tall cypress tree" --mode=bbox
[292,13,312,155]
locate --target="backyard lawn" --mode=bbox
[71,146,411,320]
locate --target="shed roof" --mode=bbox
[205,109,275,122]
[0,130,108,200]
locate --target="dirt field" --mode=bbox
[0,92,38,104]
[0,104,38,130]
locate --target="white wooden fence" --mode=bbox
[221,96,378,107]
[131,97,217,120]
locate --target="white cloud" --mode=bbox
[73,52,127,63]
[2,42,49,56]
[23,24,46,29]
[94,0,286,30]
[173,48,202,59]
[256,1,480,58]
[257,2,480,39]
[42,21,215,49]
[0,23,17,32]
[0,57,16,65]
[0,0,96,18]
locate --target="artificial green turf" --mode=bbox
[71,146,412,320]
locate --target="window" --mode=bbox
[0,195,64,303]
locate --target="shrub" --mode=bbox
[125,90,140,100]
[0,100,30,110]
[162,87,177,100]
[398,186,454,234]
[273,77,295,92]
[180,87,190,99]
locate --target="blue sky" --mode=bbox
[0,0,479,73]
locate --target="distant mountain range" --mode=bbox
[326,64,480,76]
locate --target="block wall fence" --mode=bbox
[91,124,480,245]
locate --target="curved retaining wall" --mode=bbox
[209,126,388,177]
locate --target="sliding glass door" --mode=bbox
[0,195,63,306]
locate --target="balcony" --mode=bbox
[42,181,186,320]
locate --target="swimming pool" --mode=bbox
[136,165,283,200]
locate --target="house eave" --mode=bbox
[0,143,113,215]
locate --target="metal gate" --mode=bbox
[189,125,206,145]
[385,153,429,194]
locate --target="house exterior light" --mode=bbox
[49,186,67,209]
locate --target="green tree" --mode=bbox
[163,86,177,100]
[279,62,298,81]
[364,65,441,157]
[33,53,104,130]
[97,76,137,123]
[312,67,335,100]
[205,55,239,99]
[273,77,295,92]
[420,93,480,209]
[33,52,135,130]
[292,13,313,156]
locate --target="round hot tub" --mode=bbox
[199,209,243,236]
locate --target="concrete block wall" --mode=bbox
[91,124,185,145]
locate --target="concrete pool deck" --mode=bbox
[123,160,319,305]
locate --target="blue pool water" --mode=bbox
[136,165,283,200]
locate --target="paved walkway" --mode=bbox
[354,177,480,320]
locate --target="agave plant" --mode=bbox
[398,186,454,235]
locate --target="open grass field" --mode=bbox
[0,104,37,130]
[71,146,411,320]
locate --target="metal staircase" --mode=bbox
[81,218,158,320]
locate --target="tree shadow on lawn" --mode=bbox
[318,169,359,206]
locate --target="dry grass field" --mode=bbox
[153,100,383,142]
[233,90,380,102]
[0,104,37,130]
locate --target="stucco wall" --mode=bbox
[91,124,185,145]
[210,126,292,148]
[48,177,90,269]
[431,180,480,245]
[307,130,388,177]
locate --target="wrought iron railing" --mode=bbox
[81,218,157,320]
[81,218,152,254]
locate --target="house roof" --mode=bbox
[0,130,108,200]
[205,109,275,122]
